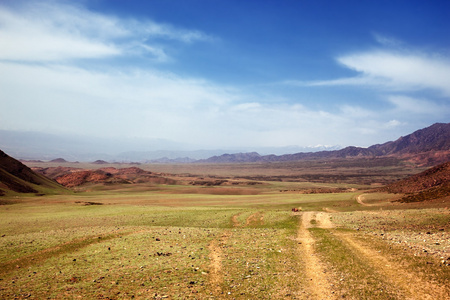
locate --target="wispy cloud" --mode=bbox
[337,51,450,96]
[286,38,450,97]
[386,95,446,115]
[289,76,390,88]
[372,33,403,47]
[0,4,120,61]
[0,1,212,62]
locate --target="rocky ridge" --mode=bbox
[199,123,450,166]
[381,161,450,203]
[33,166,176,188]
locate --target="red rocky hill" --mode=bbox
[33,166,177,188]
[381,161,450,203]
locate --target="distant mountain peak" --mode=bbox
[50,158,67,163]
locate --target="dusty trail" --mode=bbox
[356,193,390,207]
[336,231,449,300]
[356,194,372,206]
[297,212,336,299]
[245,211,264,226]
[208,213,241,296]
[323,207,338,213]
[231,212,242,227]
[208,231,231,297]
[315,211,334,229]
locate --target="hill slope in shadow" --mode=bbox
[0,150,67,196]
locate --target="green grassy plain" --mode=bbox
[1,163,449,299]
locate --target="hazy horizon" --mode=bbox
[0,129,345,161]
[1,1,449,156]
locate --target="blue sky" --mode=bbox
[1,0,449,153]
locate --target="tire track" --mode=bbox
[315,211,334,229]
[335,231,449,300]
[297,212,336,299]
[231,212,242,227]
[208,213,240,297]
[245,211,264,227]
[208,230,230,297]
[356,194,373,206]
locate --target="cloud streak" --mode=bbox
[337,51,450,96]
[0,1,212,62]
[297,49,450,97]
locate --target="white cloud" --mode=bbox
[0,5,121,61]
[291,46,450,98]
[339,105,373,117]
[372,33,403,47]
[337,51,450,95]
[0,1,212,62]
[384,120,402,128]
[231,102,262,112]
[0,59,391,148]
[280,37,450,147]
[386,95,445,115]
[295,76,389,87]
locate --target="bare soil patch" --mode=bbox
[315,212,334,229]
[245,211,264,227]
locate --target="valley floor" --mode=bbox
[0,186,449,299]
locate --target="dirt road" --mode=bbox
[208,230,230,297]
[296,211,449,299]
[297,212,337,299]
[356,194,373,206]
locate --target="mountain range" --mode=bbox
[199,123,450,166]
[1,123,449,198]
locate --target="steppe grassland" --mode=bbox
[1,176,449,299]
[0,186,306,299]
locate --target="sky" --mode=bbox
[1,0,450,154]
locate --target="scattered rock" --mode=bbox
[155,252,172,256]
